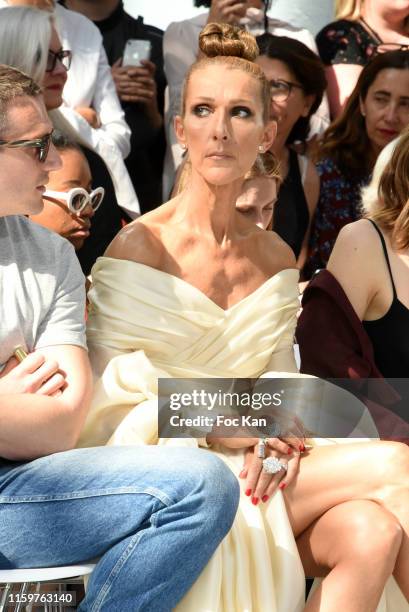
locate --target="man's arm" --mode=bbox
[0,345,92,461]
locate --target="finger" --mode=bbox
[265,437,293,456]
[0,356,19,376]
[139,59,156,72]
[239,448,253,480]
[245,447,263,499]
[264,458,289,497]
[277,453,300,491]
[18,351,46,375]
[126,68,150,78]
[112,57,122,67]
[36,372,66,396]
[27,359,59,392]
[253,469,275,504]
[280,435,305,453]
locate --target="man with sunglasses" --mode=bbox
[0,65,239,611]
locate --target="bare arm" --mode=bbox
[325,64,363,118]
[298,159,320,272]
[0,345,92,461]
[326,219,379,319]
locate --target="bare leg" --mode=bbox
[296,500,402,612]
[284,441,409,600]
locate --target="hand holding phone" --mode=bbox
[122,39,151,67]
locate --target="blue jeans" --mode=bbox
[0,446,239,611]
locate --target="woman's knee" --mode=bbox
[339,502,402,568]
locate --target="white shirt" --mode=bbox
[162,9,330,196]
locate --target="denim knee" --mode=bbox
[182,450,240,534]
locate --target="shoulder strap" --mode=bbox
[367,219,397,298]
[358,17,383,44]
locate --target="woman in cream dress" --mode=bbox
[79,23,409,612]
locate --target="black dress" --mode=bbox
[273,150,309,260]
[316,19,381,66]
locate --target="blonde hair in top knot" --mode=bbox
[199,22,259,62]
[181,22,271,123]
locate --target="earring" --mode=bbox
[258,145,264,153]
[181,143,187,150]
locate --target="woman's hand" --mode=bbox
[0,352,66,397]
[239,437,305,504]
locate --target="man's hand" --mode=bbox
[207,0,248,24]
[75,106,101,129]
[112,58,162,127]
[0,352,66,397]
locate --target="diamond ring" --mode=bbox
[262,457,287,474]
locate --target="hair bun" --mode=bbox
[199,22,259,62]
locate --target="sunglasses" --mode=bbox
[375,43,409,54]
[0,131,53,162]
[43,187,104,214]
[269,79,304,103]
[46,49,72,73]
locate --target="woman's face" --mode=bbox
[41,27,67,110]
[256,56,314,143]
[30,147,94,250]
[360,67,409,154]
[175,64,275,186]
[236,177,277,229]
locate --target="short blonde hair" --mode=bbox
[0,64,41,136]
[362,127,409,249]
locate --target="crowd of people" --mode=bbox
[1,1,409,611]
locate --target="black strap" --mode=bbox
[358,18,383,44]
[367,219,397,298]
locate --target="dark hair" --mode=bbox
[51,129,82,153]
[256,34,327,144]
[319,50,409,177]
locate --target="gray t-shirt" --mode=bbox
[0,215,86,368]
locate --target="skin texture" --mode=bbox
[359,67,409,156]
[30,147,95,250]
[255,54,320,269]
[0,95,92,459]
[104,62,409,607]
[207,0,264,25]
[235,176,277,229]
[42,27,68,111]
[0,96,61,216]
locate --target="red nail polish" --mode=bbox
[287,448,293,455]
[245,488,252,496]
[279,482,287,490]
[262,495,269,503]
[252,497,259,505]
[299,444,305,452]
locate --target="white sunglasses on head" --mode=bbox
[43,186,105,214]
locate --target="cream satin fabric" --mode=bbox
[79,257,408,612]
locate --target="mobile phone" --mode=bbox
[122,39,151,67]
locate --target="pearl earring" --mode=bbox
[258,145,264,153]
[181,143,187,150]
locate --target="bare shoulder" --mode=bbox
[327,219,380,318]
[254,229,297,276]
[104,204,173,268]
[329,218,378,265]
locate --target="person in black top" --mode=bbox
[60,0,166,213]
[256,34,326,273]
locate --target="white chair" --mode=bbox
[0,563,95,612]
